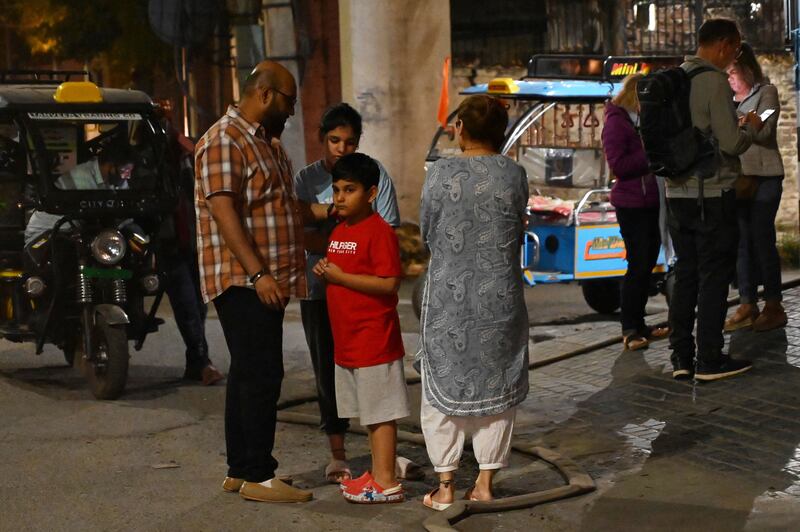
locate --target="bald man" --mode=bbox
[195,61,331,503]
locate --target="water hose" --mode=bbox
[275,410,596,531]
[276,278,800,528]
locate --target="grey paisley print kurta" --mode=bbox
[417,155,530,417]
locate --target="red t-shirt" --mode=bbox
[326,213,405,368]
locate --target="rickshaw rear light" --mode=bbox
[90,230,127,265]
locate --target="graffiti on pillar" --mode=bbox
[356,89,386,123]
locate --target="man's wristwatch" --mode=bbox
[249,269,266,285]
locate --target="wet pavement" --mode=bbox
[515,288,800,531]
[3,282,800,530]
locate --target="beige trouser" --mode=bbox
[420,370,516,473]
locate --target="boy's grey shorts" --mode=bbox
[335,358,411,426]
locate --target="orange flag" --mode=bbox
[437,56,451,128]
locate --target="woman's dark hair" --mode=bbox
[319,103,363,142]
[332,152,379,189]
[733,42,765,86]
[698,18,740,46]
[456,95,508,152]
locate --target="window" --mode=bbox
[26,114,160,192]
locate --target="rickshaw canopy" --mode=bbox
[462,79,622,101]
[461,54,685,102]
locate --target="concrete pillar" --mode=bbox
[339,0,451,222]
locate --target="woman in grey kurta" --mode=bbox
[418,95,529,509]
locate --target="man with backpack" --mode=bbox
[639,18,763,381]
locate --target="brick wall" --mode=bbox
[300,0,341,164]
[759,53,799,232]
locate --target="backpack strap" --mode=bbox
[684,65,715,79]
[683,65,715,220]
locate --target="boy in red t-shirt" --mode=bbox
[312,153,410,504]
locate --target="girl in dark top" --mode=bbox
[602,73,669,350]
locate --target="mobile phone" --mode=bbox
[759,109,775,121]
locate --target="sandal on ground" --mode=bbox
[623,334,649,351]
[423,481,453,511]
[463,486,493,502]
[340,471,371,492]
[647,326,670,340]
[396,456,424,481]
[341,474,405,504]
[325,459,352,484]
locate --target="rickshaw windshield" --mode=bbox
[26,112,162,193]
[505,101,609,190]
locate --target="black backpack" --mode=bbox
[637,66,715,179]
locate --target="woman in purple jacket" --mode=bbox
[602,74,669,350]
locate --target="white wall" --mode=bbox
[339,0,451,222]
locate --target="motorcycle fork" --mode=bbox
[77,266,94,362]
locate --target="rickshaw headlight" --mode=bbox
[91,230,127,265]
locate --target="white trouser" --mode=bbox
[420,371,516,472]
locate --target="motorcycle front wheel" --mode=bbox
[80,314,129,400]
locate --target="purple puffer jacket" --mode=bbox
[602,102,659,209]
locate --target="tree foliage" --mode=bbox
[2,0,172,76]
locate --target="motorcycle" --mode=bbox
[0,72,177,399]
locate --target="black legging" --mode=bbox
[616,206,662,335]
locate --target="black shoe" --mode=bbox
[672,358,694,380]
[694,357,752,382]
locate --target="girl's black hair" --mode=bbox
[319,103,363,142]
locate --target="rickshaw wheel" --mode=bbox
[581,279,621,314]
[81,314,129,400]
[412,275,425,320]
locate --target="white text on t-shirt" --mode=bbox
[328,240,358,254]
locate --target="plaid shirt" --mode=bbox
[194,105,307,302]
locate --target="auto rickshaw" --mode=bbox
[0,70,178,399]
[414,55,681,317]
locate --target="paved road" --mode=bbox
[0,279,657,531]
[3,279,797,531]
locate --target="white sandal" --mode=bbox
[423,481,453,511]
[396,456,424,480]
[325,459,352,484]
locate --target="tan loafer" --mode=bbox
[239,478,312,503]
[724,304,759,332]
[222,476,245,492]
[752,303,788,332]
[223,475,293,492]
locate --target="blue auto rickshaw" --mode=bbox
[414,55,681,317]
